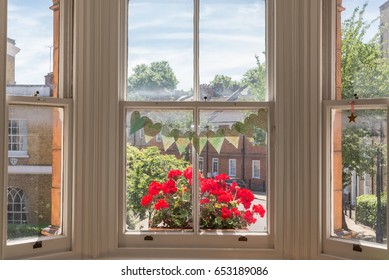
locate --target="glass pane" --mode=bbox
[7,105,64,243]
[331,108,387,247]
[7,0,60,97]
[198,109,268,232]
[338,1,389,99]
[125,109,194,231]
[200,0,266,101]
[127,0,193,101]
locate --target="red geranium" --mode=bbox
[141,168,265,230]
[162,179,177,194]
[221,207,232,220]
[215,174,230,181]
[243,210,257,225]
[141,194,153,206]
[148,181,163,196]
[200,198,210,205]
[155,199,169,211]
[253,204,266,218]
[183,166,193,182]
[236,188,255,209]
[168,169,182,180]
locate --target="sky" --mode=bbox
[342,0,384,41]
[6,0,387,87]
[128,0,265,91]
[7,0,53,85]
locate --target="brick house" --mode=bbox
[128,109,268,192]
[6,40,54,227]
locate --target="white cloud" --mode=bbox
[7,0,53,85]
[128,0,266,90]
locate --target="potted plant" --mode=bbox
[140,166,265,230]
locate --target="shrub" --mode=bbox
[7,224,42,239]
[356,194,387,234]
[126,145,189,222]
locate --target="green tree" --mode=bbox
[242,55,266,101]
[126,145,189,227]
[342,125,378,180]
[128,61,179,94]
[341,3,389,99]
[210,74,240,96]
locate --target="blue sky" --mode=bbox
[342,0,384,41]
[128,0,265,91]
[7,0,386,87]
[7,0,53,85]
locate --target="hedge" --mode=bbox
[7,224,42,239]
[356,194,387,234]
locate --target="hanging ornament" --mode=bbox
[347,94,358,123]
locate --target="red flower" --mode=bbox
[221,207,232,220]
[200,198,210,205]
[155,199,169,210]
[148,181,163,196]
[243,210,257,225]
[141,194,153,207]
[252,204,266,218]
[184,166,192,180]
[168,169,182,180]
[217,192,233,204]
[162,179,177,194]
[231,207,241,217]
[237,188,255,209]
[200,178,216,193]
[215,174,230,181]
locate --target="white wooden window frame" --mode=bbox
[322,99,389,259]
[212,158,219,176]
[1,0,74,260]
[117,0,276,256]
[320,0,389,260]
[228,159,236,177]
[8,119,28,156]
[252,160,261,179]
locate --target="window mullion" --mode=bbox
[193,0,200,102]
[193,106,200,234]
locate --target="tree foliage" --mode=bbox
[128,61,179,93]
[210,74,240,96]
[242,55,266,101]
[341,3,389,99]
[126,145,189,225]
[342,125,378,179]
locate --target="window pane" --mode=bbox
[331,108,387,247]
[198,109,268,231]
[8,120,28,152]
[200,0,266,101]
[125,109,194,231]
[338,1,389,99]
[7,105,64,242]
[6,0,59,97]
[127,0,193,101]
[229,159,237,177]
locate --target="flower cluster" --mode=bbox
[140,167,265,229]
[199,174,265,229]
